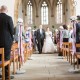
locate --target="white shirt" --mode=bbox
[40,29,42,34]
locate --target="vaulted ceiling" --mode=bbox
[14,0,75,26]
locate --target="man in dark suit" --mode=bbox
[75,15,80,64]
[0,5,14,79]
[36,25,45,54]
[0,7,1,13]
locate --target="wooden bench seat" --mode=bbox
[76,54,80,58]
[73,44,80,69]
[62,42,70,60]
[10,43,18,74]
[23,43,27,62]
[0,48,10,80]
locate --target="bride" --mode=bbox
[42,27,55,53]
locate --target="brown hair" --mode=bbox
[77,15,80,20]
[63,24,68,30]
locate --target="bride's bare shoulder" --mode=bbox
[45,31,48,33]
[45,31,52,33]
[49,31,52,34]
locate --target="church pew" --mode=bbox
[0,48,10,80]
[69,42,77,66]
[18,42,31,68]
[23,43,28,62]
[69,43,80,69]
[62,42,70,60]
[76,54,80,68]
[25,42,33,60]
[61,42,74,65]
[59,42,80,69]
[10,42,33,74]
[10,43,19,74]
[75,44,80,69]
[26,43,31,59]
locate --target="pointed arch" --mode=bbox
[26,0,33,25]
[41,0,49,25]
[56,0,63,24]
[39,0,50,8]
[26,0,36,7]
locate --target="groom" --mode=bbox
[36,25,45,54]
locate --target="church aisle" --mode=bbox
[13,54,80,80]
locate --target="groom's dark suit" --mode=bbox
[36,29,45,53]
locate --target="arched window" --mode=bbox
[41,1,48,25]
[27,0,32,25]
[56,0,63,24]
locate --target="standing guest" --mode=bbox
[14,18,25,63]
[32,28,37,51]
[74,15,80,64]
[70,15,80,64]
[25,27,30,43]
[62,24,69,42]
[69,26,73,42]
[0,8,1,13]
[0,5,14,79]
[32,29,36,50]
[54,30,57,44]
[36,25,45,54]
[57,26,63,56]
[14,18,24,42]
[25,27,32,49]
[70,16,77,53]
[25,27,32,59]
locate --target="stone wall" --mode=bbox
[0,0,77,29]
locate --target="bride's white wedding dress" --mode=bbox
[42,31,55,53]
